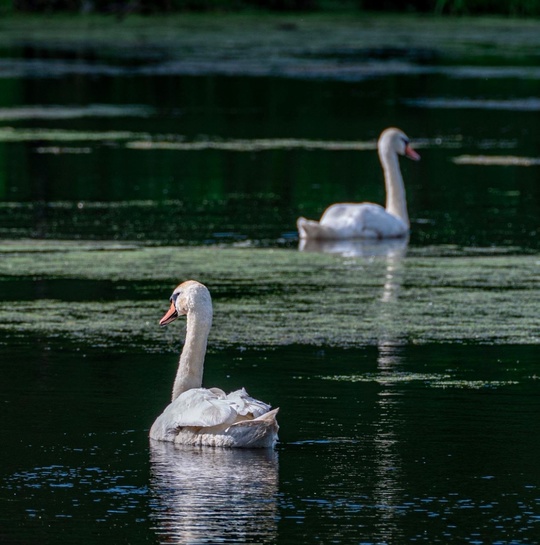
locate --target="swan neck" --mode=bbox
[380,148,409,227]
[172,306,212,401]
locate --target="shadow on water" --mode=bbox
[149,441,279,544]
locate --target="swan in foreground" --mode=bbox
[150,280,279,448]
[297,127,420,240]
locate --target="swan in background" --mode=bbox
[297,127,420,240]
[150,280,279,448]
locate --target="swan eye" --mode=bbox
[170,292,180,304]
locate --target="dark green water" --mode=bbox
[1,19,539,545]
[1,72,539,249]
[1,342,539,544]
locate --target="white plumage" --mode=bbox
[297,127,420,240]
[149,280,279,448]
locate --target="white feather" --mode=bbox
[297,127,419,240]
[150,281,279,448]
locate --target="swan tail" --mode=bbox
[297,217,337,240]
[297,216,315,239]
[228,408,279,448]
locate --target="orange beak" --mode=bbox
[159,302,178,326]
[405,144,421,161]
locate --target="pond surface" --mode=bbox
[0,14,539,545]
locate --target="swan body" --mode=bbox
[150,280,279,448]
[297,127,420,240]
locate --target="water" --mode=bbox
[1,15,539,545]
[2,342,539,544]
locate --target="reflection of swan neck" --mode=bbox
[380,146,409,228]
[172,306,212,401]
[381,253,403,304]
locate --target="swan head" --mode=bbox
[378,127,420,161]
[159,280,213,326]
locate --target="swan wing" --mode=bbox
[167,388,238,427]
[150,388,275,443]
[320,203,407,238]
[150,388,238,441]
[320,202,384,226]
[225,388,273,418]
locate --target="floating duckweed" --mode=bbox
[319,374,520,389]
[430,380,519,389]
[0,104,153,121]
[0,241,538,348]
[126,136,461,153]
[319,373,451,384]
[453,155,540,166]
[0,127,150,142]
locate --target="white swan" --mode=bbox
[297,127,420,240]
[149,280,279,448]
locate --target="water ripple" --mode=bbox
[149,442,279,544]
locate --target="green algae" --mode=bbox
[319,373,520,389]
[453,155,540,166]
[1,13,540,67]
[0,127,149,143]
[0,240,538,348]
[126,136,460,153]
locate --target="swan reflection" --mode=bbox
[298,236,408,258]
[149,441,279,544]
[372,250,407,543]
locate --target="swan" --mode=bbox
[297,127,420,240]
[149,280,279,448]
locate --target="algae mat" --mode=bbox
[0,240,538,348]
[2,13,540,68]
